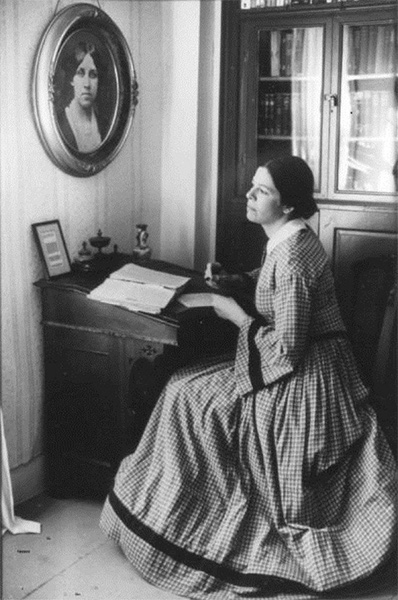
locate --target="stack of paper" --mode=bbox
[88,263,191,314]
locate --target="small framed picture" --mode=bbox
[32,220,72,278]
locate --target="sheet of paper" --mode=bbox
[178,293,215,308]
[88,278,176,313]
[110,263,190,289]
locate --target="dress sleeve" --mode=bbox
[234,273,312,396]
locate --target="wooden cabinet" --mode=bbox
[35,265,237,498]
[218,0,397,273]
[319,206,397,325]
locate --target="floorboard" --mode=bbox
[2,495,397,600]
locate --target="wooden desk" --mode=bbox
[35,259,237,498]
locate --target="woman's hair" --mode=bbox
[62,41,106,82]
[56,39,108,109]
[264,156,318,220]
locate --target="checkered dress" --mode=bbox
[100,228,396,599]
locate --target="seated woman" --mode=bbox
[100,156,396,599]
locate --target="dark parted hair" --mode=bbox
[56,40,108,110]
[62,41,106,81]
[264,156,318,219]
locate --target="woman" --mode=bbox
[100,156,396,599]
[57,41,109,154]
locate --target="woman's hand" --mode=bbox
[205,262,247,292]
[204,262,226,290]
[212,294,248,328]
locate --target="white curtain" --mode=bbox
[291,27,323,189]
[1,411,41,535]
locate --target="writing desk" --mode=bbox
[35,258,237,498]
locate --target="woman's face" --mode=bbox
[246,167,285,226]
[71,53,98,109]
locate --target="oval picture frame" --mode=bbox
[32,3,138,177]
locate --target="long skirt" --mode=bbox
[100,339,396,599]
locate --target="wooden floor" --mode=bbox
[2,494,397,600]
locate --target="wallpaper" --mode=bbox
[0,0,141,475]
[1,0,221,501]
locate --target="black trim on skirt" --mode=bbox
[107,489,312,593]
[248,319,266,392]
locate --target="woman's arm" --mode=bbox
[205,263,258,318]
[234,273,312,396]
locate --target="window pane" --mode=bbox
[257,27,324,190]
[338,23,397,193]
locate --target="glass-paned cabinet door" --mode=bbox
[337,20,397,196]
[256,25,325,190]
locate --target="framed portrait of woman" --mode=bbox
[32,4,138,177]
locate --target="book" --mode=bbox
[87,264,191,314]
[385,25,395,74]
[359,26,370,74]
[266,94,276,135]
[350,90,363,137]
[280,30,293,77]
[374,25,386,74]
[282,93,291,135]
[270,31,281,77]
[350,26,362,75]
[274,93,283,135]
[292,28,305,76]
[367,25,377,75]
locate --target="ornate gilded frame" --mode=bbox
[32,3,138,177]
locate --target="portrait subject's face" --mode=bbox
[71,53,99,109]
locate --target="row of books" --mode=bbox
[348,25,395,75]
[241,0,359,7]
[257,89,394,139]
[265,29,310,77]
[349,90,394,138]
[258,93,293,136]
[262,27,394,78]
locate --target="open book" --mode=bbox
[88,264,191,314]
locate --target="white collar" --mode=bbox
[266,218,307,255]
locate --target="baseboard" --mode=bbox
[11,454,46,506]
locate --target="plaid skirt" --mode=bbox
[100,338,396,599]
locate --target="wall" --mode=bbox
[0,0,221,503]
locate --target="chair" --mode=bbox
[349,255,397,454]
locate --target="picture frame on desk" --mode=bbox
[32,219,72,279]
[32,3,139,177]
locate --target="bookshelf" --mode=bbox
[217,0,397,275]
[240,0,393,8]
[241,8,396,197]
